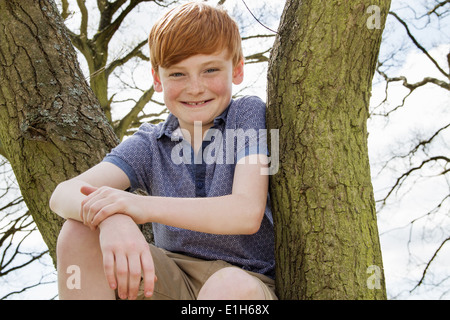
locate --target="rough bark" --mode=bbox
[267,0,390,299]
[0,0,119,262]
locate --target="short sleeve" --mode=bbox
[103,123,155,192]
[232,96,268,162]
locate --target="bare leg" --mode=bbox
[197,267,266,300]
[56,219,115,300]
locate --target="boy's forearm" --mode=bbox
[50,162,132,221]
[146,194,266,235]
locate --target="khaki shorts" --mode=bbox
[134,245,277,300]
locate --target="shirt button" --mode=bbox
[196,181,204,189]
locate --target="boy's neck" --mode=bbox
[180,121,214,154]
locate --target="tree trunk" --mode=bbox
[0,0,118,262]
[267,0,390,299]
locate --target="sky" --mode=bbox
[369,43,450,299]
[0,0,449,300]
[367,0,450,299]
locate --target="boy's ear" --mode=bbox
[232,60,244,85]
[152,68,163,92]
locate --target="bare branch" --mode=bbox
[241,34,276,41]
[0,269,54,300]
[379,156,450,204]
[245,48,271,64]
[95,0,155,45]
[427,0,450,16]
[379,73,449,92]
[374,64,449,117]
[115,87,156,140]
[411,237,450,292]
[389,11,449,79]
[105,39,148,77]
[60,0,70,20]
[76,0,88,38]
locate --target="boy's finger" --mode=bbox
[80,185,98,196]
[102,251,117,291]
[127,254,142,300]
[115,254,129,300]
[81,195,103,226]
[91,202,117,228]
[141,250,156,298]
[80,186,100,222]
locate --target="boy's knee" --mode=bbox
[57,219,97,257]
[198,267,264,300]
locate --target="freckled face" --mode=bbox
[152,49,244,135]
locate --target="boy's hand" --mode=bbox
[98,214,156,300]
[80,185,146,228]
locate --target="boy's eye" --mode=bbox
[169,72,184,77]
[205,68,219,74]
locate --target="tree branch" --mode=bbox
[379,156,450,205]
[114,87,155,140]
[76,0,88,38]
[411,237,450,292]
[60,0,70,20]
[427,0,450,16]
[374,64,449,116]
[94,0,154,45]
[389,11,449,79]
[245,48,271,64]
[105,39,148,77]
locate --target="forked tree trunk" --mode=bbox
[267,0,391,299]
[1,0,390,300]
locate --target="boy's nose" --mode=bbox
[186,77,205,95]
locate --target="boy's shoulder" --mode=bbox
[136,114,176,140]
[226,95,266,129]
[230,95,265,110]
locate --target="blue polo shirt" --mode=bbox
[103,95,275,278]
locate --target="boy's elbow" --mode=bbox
[49,180,73,218]
[49,182,63,214]
[242,207,265,235]
[245,223,261,235]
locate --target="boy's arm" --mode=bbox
[83,154,269,235]
[149,154,269,235]
[49,162,131,221]
[50,162,156,299]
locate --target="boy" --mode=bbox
[50,2,276,300]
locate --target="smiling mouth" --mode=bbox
[182,99,213,106]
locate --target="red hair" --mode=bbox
[149,2,243,72]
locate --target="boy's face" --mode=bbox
[152,49,244,134]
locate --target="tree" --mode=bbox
[0,0,278,298]
[58,0,273,141]
[267,0,391,299]
[0,0,119,262]
[59,0,168,141]
[0,0,393,299]
[0,0,279,298]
